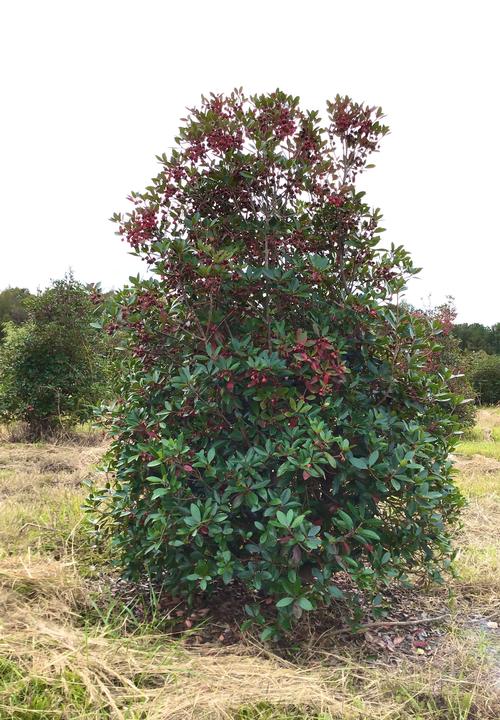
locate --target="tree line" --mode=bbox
[453,322,500,355]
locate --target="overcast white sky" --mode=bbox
[1,0,498,323]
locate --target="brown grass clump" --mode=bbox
[0,438,105,501]
[476,407,500,437]
[0,556,88,619]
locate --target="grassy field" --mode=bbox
[0,411,499,719]
[456,408,500,462]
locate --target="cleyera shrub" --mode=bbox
[0,276,106,439]
[88,90,466,638]
[406,301,476,428]
[0,287,32,341]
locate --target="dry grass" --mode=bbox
[452,466,500,622]
[0,436,104,500]
[0,418,499,719]
[474,408,500,436]
[1,556,499,720]
[0,438,107,572]
[457,407,500,461]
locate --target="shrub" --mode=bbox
[0,276,106,438]
[88,90,465,638]
[414,302,476,427]
[469,352,500,405]
[0,287,31,341]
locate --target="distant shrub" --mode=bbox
[0,287,32,341]
[469,353,500,405]
[417,302,476,427]
[88,90,466,639]
[0,276,107,439]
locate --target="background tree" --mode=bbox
[467,352,500,405]
[449,320,499,405]
[0,276,107,438]
[452,322,500,355]
[411,302,476,426]
[89,91,465,638]
[0,287,32,341]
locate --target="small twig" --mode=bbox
[311,613,451,645]
[353,613,450,634]
[19,522,58,534]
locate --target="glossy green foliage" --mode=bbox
[0,277,106,437]
[88,91,465,637]
[0,286,31,341]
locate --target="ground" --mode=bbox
[0,410,499,719]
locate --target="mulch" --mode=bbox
[102,573,451,661]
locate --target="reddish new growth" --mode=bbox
[287,335,347,396]
[91,90,465,640]
[110,90,391,367]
